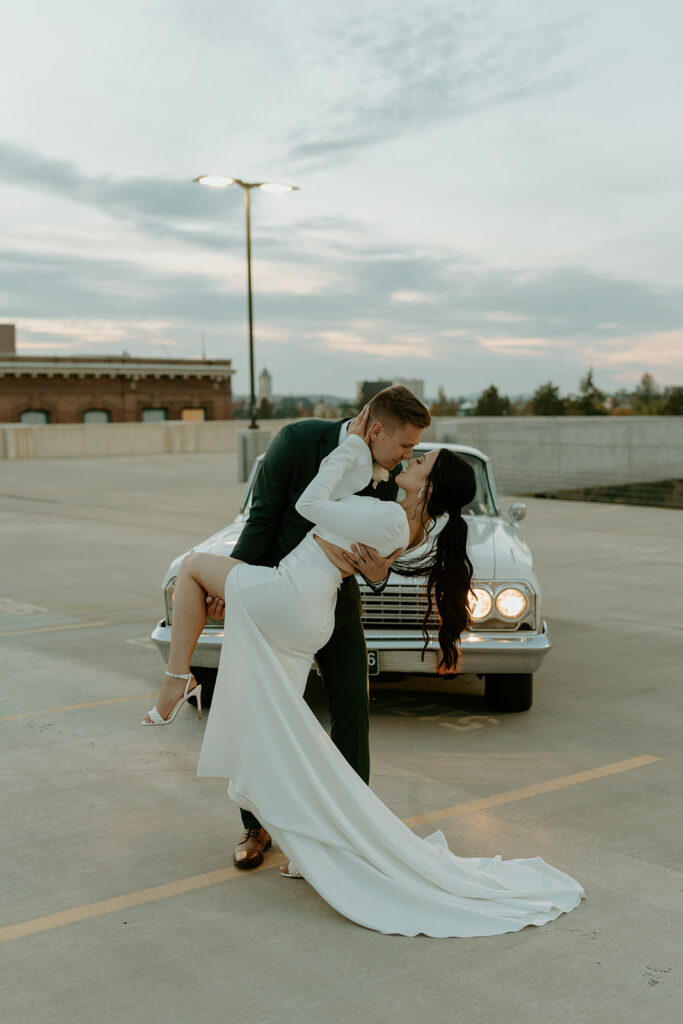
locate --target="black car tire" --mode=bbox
[189,667,217,708]
[484,673,533,712]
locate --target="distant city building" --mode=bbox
[356,380,392,406]
[392,377,424,401]
[456,400,476,416]
[258,367,272,403]
[357,378,426,406]
[313,401,340,419]
[0,325,234,424]
[0,324,15,356]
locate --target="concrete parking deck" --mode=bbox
[1,453,681,1024]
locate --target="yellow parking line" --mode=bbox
[403,754,661,826]
[0,753,660,943]
[0,621,109,637]
[0,857,288,943]
[0,694,157,722]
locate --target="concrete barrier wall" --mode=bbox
[1,420,295,461]
[429,416,683,492]
[3,417,682,495]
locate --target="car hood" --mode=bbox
[472,518,536,582]
[164,516,246,580]
[168,514,536,585]
[196,516,247,556]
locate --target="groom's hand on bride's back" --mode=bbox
[341,543,404,583]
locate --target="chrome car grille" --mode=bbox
[361,583,440,630]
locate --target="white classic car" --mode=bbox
[151,442,551,712]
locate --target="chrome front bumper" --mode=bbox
[151,620,551,676]
[364,623,551,675]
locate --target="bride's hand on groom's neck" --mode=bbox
[348,405,373,445]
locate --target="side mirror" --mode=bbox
[506,502,527,523]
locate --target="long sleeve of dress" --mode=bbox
[295,435,409,557]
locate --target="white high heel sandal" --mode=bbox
[142,671,203,726]
[280,862,305,879]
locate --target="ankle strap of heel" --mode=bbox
[165,670,196,700]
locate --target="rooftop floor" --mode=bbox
[1,454,681,1023]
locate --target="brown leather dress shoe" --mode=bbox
[233,827,272,869]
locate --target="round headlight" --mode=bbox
[495,587,528,619]
[469,587,493,620]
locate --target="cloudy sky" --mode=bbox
[2,0,682,398]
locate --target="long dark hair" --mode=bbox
[393,450,477,672]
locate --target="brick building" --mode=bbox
[0,325,234,423]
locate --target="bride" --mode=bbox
[142,407,584,937]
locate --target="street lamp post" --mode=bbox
[194,176,298,429]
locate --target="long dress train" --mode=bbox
[197,437,584,937]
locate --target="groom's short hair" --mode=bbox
[367,385,431,431]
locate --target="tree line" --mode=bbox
[431,371,683,417]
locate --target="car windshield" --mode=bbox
[241,446,496,517]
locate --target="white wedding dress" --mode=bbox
[197,435,584,936]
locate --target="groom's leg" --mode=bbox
[240,808,262,830]
[316,586,370,785]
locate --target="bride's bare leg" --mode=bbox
[142,552,242,722]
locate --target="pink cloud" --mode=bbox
[580,330,683,383]
[476,335,565,357]
[319,329,437,359]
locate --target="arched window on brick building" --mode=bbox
[20,409,50,424]
[142,408,168,422]
[83,409,111,423]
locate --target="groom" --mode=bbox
[210,385,431,868]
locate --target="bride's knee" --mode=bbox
[180,551,232,599]
[179,552,201,578]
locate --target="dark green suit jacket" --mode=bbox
[231,418,399,610]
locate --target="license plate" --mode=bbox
[368,650,380,676]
